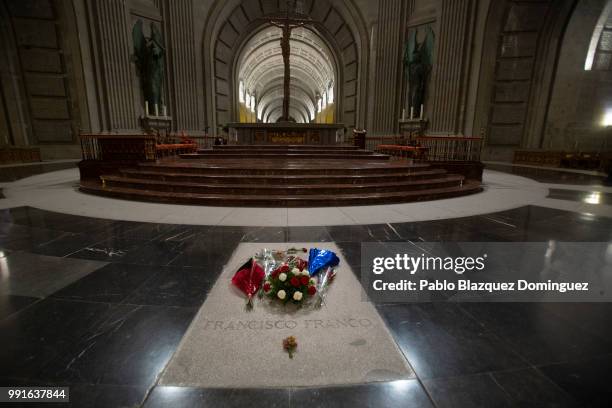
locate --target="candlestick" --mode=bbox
[402,108,406,120]
[420,104,424,120]
[163,105,167,117]
[145,101,149,116]
[410,106,414,120]
[155,104,159,117]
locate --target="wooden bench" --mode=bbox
[0,147,41,164]
[514,150,610,171]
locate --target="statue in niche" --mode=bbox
[132,20,166,110]
[403,26,434,117]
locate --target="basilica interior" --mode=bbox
[0,0,611,407]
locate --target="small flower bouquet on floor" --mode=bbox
[263,261,317,305]
[283,336,298,359]
[233,247,339,309]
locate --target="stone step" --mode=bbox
[119,168,449,184]
[180,152,391,160]
[81,180,483,207]
[137,162,429,176]
[199,149,374,155]
[212,145,361,150]
[101,175,466,195]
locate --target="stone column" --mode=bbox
[429,0,475,135]
[163,0,200,132]
[371,0,407,134]
[90,0,138,131]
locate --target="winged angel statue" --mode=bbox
[404,27,434,112]
[132,20,165,108]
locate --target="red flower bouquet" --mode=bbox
[264,258,316,306]
[231,258,265,310]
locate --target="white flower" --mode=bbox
[309,277,316,285]
[279,273,287,282]
[277,290,286,300]
[302,270,310,277]
[293,291,303,301]
[291,267,300,275]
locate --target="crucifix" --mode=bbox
[268,0,312,122]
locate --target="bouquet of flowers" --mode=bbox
[233,247,340,309]
[231,258,265,310]
[263,257,317,305]
[283,336,298,359]
[308,248,340,308]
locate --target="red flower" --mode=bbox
[263,282,271,292]
[280,264,290,273]
[290,276,300,287]
[308,286,317,296]
[300,276,310,285]
[295,258,308,271]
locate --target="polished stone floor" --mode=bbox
[0,162,611,407]
[0,160,78,182]
[484,162,608,186]
[0,205,610,407]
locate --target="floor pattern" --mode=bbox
[0,205,610,407]
[0,161,611,406]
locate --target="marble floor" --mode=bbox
[0,161,611,407]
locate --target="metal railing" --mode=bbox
[80,132,219,161]
[80,133,157,161]
[167,134,217,150]
[189,135,216,150]
[416,136,483,161]
[343,134,483,161]
[364,136,404,151]
[342,135,403,151]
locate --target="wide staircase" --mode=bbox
[81,145,482,207]
[179,144,390,160]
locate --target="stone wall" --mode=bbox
[369,0,482,137]
[162,0,201,132]
[484,1,554,148]
[544,0,612,152]
[428,0,475,135]
[473,0,577,161]
[0,0,86,159]
[80,0,202,134]
[205,0,364,133]
[0,0,210,160]
[370,0,407,134]
[0,78,9,143]
[2,0,605,161]
[1,0,494,156]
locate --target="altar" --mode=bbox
[228,123,345,145]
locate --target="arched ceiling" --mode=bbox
[237,25,336,123]
[259,86,316,120]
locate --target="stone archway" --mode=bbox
[235,24,337,124]
[202,0,368,134]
